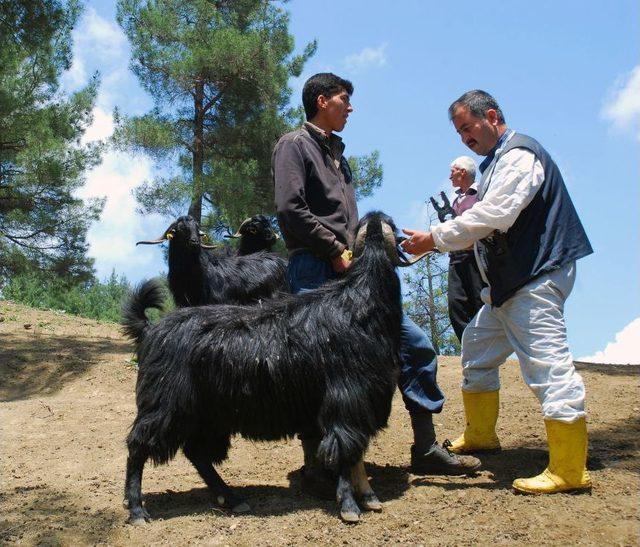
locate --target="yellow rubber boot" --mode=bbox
[448,390,501,454]
[513,417,592,494]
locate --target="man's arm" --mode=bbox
[274,138,347,261]
[402,149,544,254]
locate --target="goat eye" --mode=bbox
[249,227,257,234]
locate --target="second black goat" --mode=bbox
[137,215,287,306]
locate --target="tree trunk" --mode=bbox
[189,77,205,222]
[425,257,440,355]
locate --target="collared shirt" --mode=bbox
[450,183,478,253]
[452,183,478,216]
[304,122,344,169]
[432,129,545,252]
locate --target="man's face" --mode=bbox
[452,106,501,156]
[318,90,353,132]
[449,166,468,189]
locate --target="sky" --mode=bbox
[64,0,639,363]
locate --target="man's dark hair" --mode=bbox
[448,90,506,124]
[302,73,353,120]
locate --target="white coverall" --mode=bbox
[431,131,586,422]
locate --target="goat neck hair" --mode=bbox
[122,211,404,524]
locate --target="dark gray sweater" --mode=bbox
[272,123,358,259]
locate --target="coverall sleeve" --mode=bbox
[432,148,545,252]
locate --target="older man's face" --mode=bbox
[452,106,500,156]
[449,166,468,189]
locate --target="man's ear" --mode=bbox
[486,108,499,126]
[316,94,328,111]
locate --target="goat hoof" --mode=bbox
[122,498,129,509]
[339,497,362,524]
[128,508,150,525]
[340,509,361,523]
[359,492,383,512]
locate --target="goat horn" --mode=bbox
[396,250,432,267]
[136,236,167,246]
[200,243,219,249]
[352,224,368,257]
[226,217,252,238]
[136,224,176,246]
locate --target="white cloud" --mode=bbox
[82,105,115,144]
[74,107,166,282]
[62,7,129,101]
[578,318,640,365]
[344,44,388,73]
[601,65,640,141]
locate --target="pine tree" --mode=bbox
[114,0,316,228]
[0,0,104,286]
[403,205,460,355]
[115,0,383,232]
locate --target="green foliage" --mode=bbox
[0,0,104,287]
[348,150,383,200]
[403,209,459,356]
[3,270,131,322]
[114,0,316,227]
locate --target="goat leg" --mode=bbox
[184,444,250,514]
[336,466,362,523]
[124,445,150,525]
[351,459,382,512]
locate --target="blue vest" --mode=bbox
[477,133,593,307]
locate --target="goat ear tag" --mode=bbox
[166,233,174,240]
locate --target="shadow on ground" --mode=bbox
[0,485,121,544]
[137,462,412,522]
[0,333,133,402]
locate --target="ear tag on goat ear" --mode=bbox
[166,233,174,240]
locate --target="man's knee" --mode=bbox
[401,321,436,368]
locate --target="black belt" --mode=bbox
[449,250,474,260]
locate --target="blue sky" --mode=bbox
[67,0,638,362]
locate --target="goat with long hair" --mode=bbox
[136,215,286,306]
[122,212,418,523]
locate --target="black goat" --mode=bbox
[136,215,287,306]
[122,212,409,524]
[226,214,280,255]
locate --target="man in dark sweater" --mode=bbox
[273,73,480,492]
[402,90,593,494]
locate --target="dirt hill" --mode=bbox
[1,300,638,545]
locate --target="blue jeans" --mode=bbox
[287,251,445,415]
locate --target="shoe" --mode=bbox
[411,442,481,475]
[513,417,592,494]
[449,390,501,454]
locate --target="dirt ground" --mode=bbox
[1,300,638,546]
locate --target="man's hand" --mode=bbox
[331,250,352,273]
[401,229,436,255]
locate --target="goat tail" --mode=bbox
[121,278,165,344]
[318,425,369,470]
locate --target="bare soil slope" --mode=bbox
[1,300,638,546]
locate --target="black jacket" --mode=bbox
[273,123,358,259]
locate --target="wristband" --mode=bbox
[340,249,353,261]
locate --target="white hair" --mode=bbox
[450,156,477,181]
